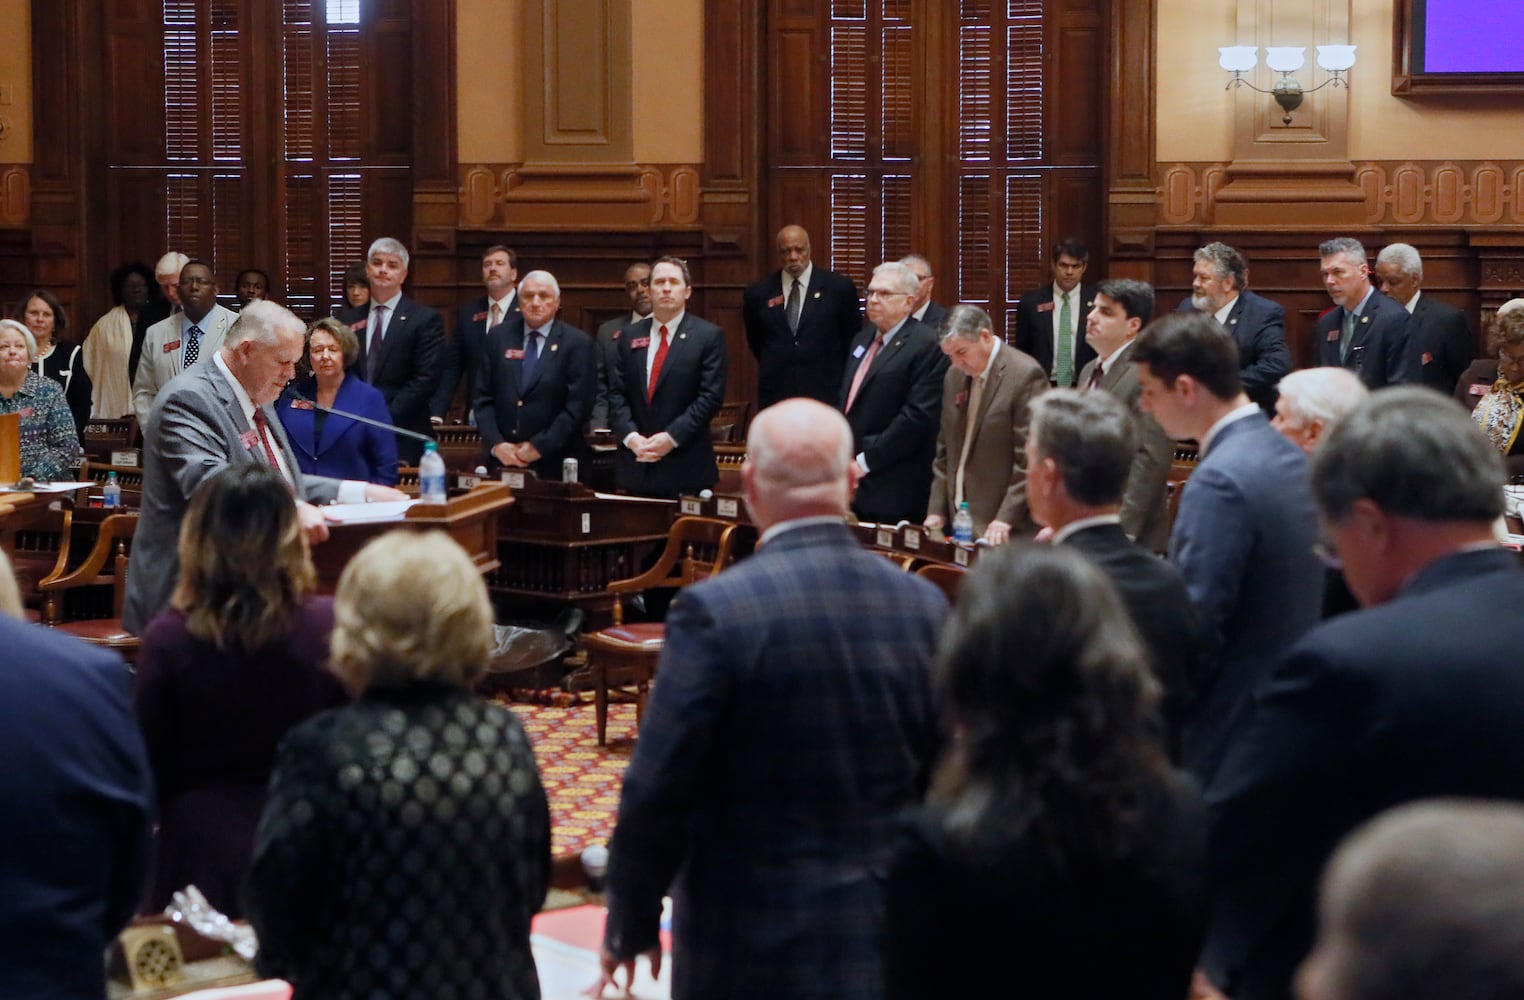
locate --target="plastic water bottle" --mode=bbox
[952,502,974,544]
[103,471,122,509]
[419,442,448,504]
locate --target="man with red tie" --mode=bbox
[607,256,728,498]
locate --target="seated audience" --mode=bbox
[83,261,153,420]
[884,543,1207,999]
[1456,297,1524,411]
[135,465,346,917]
[1204,388,1524,1000]
[1299,800,1524,1000]
[18,289,91,440]
[247,530,550,998]
[0,319,83,480]
[276,317,399,485]
[1470,307,1524,477]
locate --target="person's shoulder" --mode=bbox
[1,615,133,698]
[24,371,65,400]
[144,312,177,339]
[998,343,1046,381]
[1240,289,1286,320]
[551,317,593,344]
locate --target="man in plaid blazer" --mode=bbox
[599,398,949,1000]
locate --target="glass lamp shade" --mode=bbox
[1316,45,1357,72]
[1219,46,1258,73]
[1265,47,1307,73]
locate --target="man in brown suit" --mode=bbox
[1077,278,1173,553]
[924,304,1048,544]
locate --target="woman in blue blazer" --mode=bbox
[276,318,398,485]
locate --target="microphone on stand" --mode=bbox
[285,389,434,444]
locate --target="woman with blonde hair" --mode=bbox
[134,464,345,916]
[248,530,550,999]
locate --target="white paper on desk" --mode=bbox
[591,492,678,504]
[322,500,418,524]
[0,481,94,494]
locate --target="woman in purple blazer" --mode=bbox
[135,465,346,917]
[276,317,399,485]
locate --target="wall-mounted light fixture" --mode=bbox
[1220,46,1357,125]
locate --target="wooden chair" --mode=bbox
[81,417,139,464]
[434,425,485,471]
[39,511,141,662]
[914,561,967,603]
[0,496,73,621]
[78,460,145,506]
[580,516,754,745]
[709,401,751,443]
[714,442,746,494]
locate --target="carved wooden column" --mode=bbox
[1107,0,1159,276]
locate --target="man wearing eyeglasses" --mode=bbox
[133,260,237,427]
[839,260,948,524]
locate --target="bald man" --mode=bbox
[742,224,862,410]
[600,399,947,1000]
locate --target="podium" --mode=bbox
[0,412,19,485]
[311,483,514,593]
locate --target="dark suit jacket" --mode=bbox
[840,317,949,523]
[338,296,445,462]
[0,618,152,1000]
[1314,288,1413,387]
[128,298,174,384]
[927,345,1047,535]
[1015,283,1098,383]
[607,313,728,497]
[1177,291,1292,411]
[1456,357,1500,413]
[592,312,643,429]
[603,522,947,1000]
[1406,292,1476,394]
[433,292,520,419]
[1078,342,1173,553]
[473,315,595,480]
[917,300,948,332]
[743,266,861,409]
[276,375,399,486]
[1168,412,1323,789]
[1063,521,1200,758]
[1204,548,1524,1000]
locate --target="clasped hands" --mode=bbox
[623,432,676,463]
[492,441,544,468]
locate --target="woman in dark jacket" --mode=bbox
[276,317,398,484]
[885,543,1209,1000]
[247,529,551,999]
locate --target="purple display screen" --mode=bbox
[1422,1,1524,72]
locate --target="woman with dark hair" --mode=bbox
[884,543,1208,999]
[83,262,154,420]
[276,317,398,484]
[134,464,346,917]
[17,289,91,440]
[342,261,369,310]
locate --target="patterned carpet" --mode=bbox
[502,699,638,863]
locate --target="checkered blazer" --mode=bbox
[603,521,949,1000]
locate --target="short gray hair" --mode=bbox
[873,261,921,296]
[1276,367,1368,429]
[367,237,410,270]
[226,299,304,349]
[1312,387,1503,523]
[1029,389,1136,507]
[1194,242,1248,290]
[899,253,933,279]
[0,319,38,361]
[155,251,189,278]
[518,269,561,298]
[1376,242,1423,281]
[1314,800,1524,1000]
[1319,237,1368,267]
[939,304,992,344]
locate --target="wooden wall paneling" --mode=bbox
[1104,0,1155,271]
[409,0,458,297]
[1053,0,1102,163]
[370,9,416,161]
[523,0,631,164]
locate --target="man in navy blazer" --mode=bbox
[902,253,948,330]
[607,256,727,498]
[1314,237,1413,388]
[742,225,861,410]
[1133,312,1322,788]
[599,399,946,1000]
[473,270,595,480]
[433,243,520,423]
[1177,242,1291,412]
[839,261,949,524]
[1374,242,1477,394]
[337,236,445,463]
[1203,389,1524,1000]
[1015,239,1098,386]
[0,614,153,1000]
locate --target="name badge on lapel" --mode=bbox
[349,318,367,332]
[630,337,651,350]
[472,310,488,322]
[1326,329,1340,342]
[290,398,314,411]
[853,344,867,358]
[239,429,259,450]
[163,340,181,353]
[767,294,785,308]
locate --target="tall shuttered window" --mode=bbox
[766,0,1103,340]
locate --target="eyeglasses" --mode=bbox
[1499,348,1524,367]
[865,289,908,300]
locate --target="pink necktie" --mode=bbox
[844,334,883,412]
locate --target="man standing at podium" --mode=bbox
[123,300,405,634]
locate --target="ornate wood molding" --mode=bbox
[0,166,28,228]
[458,163,703,229]
[1160,160,1524,228]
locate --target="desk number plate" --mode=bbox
[581,513,592,534]
[681,499,702,516]
[904,529,921,550]
[876,529,894,547]
[458,474,480,490]
[502,471,526,489]
[955,547,970,566]
[717,498,739,518]
[111,449,140,468]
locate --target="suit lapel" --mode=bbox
[651,315,690,398]
[966,352,1004,450]
[521,321,564,395]
[1101,343,1134,391]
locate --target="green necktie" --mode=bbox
[1055,291,1074,387]
[1340,310,1356,362]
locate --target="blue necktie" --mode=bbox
[184,324,202,368]
[521,329,542,388]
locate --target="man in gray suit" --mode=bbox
[123,300,406,634]
[924,303,1047,544]
[1132,311,1323,788]
[132,260,238,426]
[1076,278,1173,553]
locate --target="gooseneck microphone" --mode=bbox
[285,389,434,444]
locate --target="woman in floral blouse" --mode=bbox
[0,319,82,481]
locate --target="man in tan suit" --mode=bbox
[924,304,1048,544]
[1077,278,1173,553]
